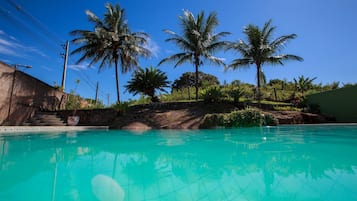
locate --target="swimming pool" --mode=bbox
[0,125,357,201]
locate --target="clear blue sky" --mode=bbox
[1,0,356,104]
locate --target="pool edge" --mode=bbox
[0,126,109,133]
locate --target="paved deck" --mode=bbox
[0,126,109,134]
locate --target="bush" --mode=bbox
[111,101,129,113]
[199,108,278,128]
[262,113,278,126]
[224,109,263,127]
[200,86,223,103]
[223,86,244,103]
[199,113,225,129]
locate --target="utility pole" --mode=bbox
[95,82,99,104]
[61,41,69,92]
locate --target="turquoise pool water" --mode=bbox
[0,125,357,201]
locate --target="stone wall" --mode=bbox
[0,61,65,125]
[56,109,118,126]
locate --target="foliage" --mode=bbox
[172,71,219,90]
[294,75,317,96]
[273,105,301,111]
[70,3,150,102]
[127,95,151,105]
[224,109,263,127]
[65,93,81,110]
[65,79,81,114]
[225,86,244,103]
[262,113,279,126]
[159,10,229,100]
[125,67,170,102]
[199,108,278,128]
[199,114,225,129]
[83,98,106,109]
[111,101,129,113]
[227,19,303,101]
[200,86,223,103]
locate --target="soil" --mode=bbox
[110,101,334,130]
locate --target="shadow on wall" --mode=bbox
[0,61,66,125]
[307,85,357,122]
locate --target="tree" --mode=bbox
[70,3,150,103]
[158,10,229,100]
[125,67,170,102]
[227,19,303,102]
[294,75,317,96]
[172,71,219,90]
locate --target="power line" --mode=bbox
[1,1,111,101]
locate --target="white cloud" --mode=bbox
[0,45,18,56]
[0,30,48,58]
[68,63,90,71]
[144,38,160,58]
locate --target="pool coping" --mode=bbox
[0,126,109,133]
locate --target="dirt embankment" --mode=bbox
[110,102,334,130]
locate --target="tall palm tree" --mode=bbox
[125,67,170,102]
[70,3,151,103]
[158,10,230,100]
[227,19,303,101]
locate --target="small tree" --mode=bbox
[294,75,316,96]
[125,67,170,102]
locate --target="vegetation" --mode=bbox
[226,19,303,102]
[159,10,229,100]
[199,108,278,128]
[200,86,223,103]
[67,4,352,118]
[125,67,170,102]
[70,3,151,103]
[294,75,317,97]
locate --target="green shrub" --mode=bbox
[65,94,81,110]
[224,86,244,103]
[224,109,263,127]
[200,86,223,103]
[199,113,225,129]
[262,113,278,126]
[111,101,129,113]
[273,106,301,111]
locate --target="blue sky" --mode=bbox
[1,0,356,104]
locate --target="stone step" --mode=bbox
[23,111,66,126]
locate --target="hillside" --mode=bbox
[110,102,334,130]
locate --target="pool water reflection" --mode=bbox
[0,125,357,201]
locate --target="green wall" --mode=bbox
[307,85,357,122]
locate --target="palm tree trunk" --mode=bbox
[194,56,200,101]
[115,62,120,103]
[256,64,262,105]
[195,64,199,100]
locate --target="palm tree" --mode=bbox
[227,19,303,102]
[125,67,170,102]
[70,3,151,103]
[158,10,230,100]
[294,75,317,96]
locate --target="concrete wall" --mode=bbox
[307,85,357,122]
[0,61,66,125]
